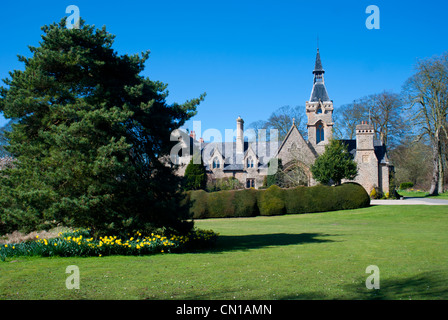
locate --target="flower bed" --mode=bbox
[0,228,218,261]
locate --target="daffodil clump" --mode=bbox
[0,228,218,261]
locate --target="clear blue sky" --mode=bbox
[1,0,447,137]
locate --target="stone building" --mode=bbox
[175,48,392,194]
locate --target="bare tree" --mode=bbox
[248,105,307,141]
[402,52,448,195]
[335,91,406,146]
[360,91,407,147]
[389,139,433,189]
[335,102,366,139]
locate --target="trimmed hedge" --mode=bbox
[186,182,370,219]
[399,182,414,190]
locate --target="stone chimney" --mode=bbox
[236,116,244,154]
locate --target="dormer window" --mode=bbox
[246,157,254,168]
[212,157,220,169]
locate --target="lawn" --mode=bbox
[1,205,447,300]
[398,189,448,199]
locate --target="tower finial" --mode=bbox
[317,34,319,50]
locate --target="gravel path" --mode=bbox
[371,197,448,206]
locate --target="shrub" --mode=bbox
[188,190,208,219]
[388,188,401,199]
[205,189,259,218]
[257,185,286,216]
[283,186,310,214]
[187,182,370,219]
[399,182,414,190]
[233,189,259,217]
[206,177,244,192]
[207,190,237,218]
[306,184,334,212]
[335,183,371,209]
[370,187,383,199]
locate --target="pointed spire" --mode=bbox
[313,48,325,74]
[310,47,330,102]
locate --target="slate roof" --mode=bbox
[201,141,279,171]
[310,48,330,102]
[313,48,325,74]
[198,137,388,172]
[340,139,388,163]
[310,82,330,102]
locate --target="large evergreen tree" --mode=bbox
[266,158,285,187]
[0,19,205,236]
[311,139,358,185]
[183,155,207,191]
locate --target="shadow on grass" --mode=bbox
[279,270,448,300]
[205,233,336,253]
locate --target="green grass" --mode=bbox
[398,189,448,199]
[1,205,448,300]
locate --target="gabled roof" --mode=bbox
[274,123,318,161]
[202,141,278,171]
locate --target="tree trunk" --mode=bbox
[438,143,444,194]
[429,144,440,196]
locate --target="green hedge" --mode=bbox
[186,182,370,219]
[399,182,414,190]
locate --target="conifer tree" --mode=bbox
[266,158,285,187]
[311,139,358,185]
[0,19,205,236]
[183,155,207,191]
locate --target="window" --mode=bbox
[212,157,220,169]
[316,107,322,114]
[316,123,324,144]
[246,178,255,188]
[246,157,254,168]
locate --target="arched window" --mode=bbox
[246,157,254,168]
[212,157,220,169]
[316,107,322,114]
[316,123,324,144]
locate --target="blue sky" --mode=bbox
[1,0,448,137]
